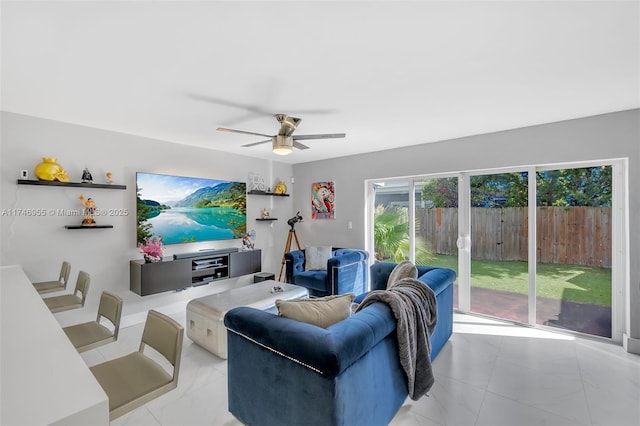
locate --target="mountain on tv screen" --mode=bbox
[136,172,246,245]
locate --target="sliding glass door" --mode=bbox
[535,166,612,338]
[469,171,529,323]
[414,177,459,306]
[368,161,620,341]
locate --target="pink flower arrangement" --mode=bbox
[138,237,164,262]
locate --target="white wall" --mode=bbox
[0,112,293,325]
[291,109,640,353]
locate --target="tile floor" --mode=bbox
[80,311,640,426]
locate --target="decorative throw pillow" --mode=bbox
[304,246,332,271]
[276,293,355,328]
[386,260,418,288]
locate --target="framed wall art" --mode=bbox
[311,181,335,219]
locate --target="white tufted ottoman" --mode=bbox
[186,280,308,359]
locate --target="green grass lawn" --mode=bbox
[424,255,612,307]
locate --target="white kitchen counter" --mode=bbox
[0,265,108,425]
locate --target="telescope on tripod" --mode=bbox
[278,211,303,281]
[287,211,303,230]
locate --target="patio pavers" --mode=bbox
[453,285,612,338]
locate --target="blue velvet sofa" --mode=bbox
[223,262,456,426]
[284,248,369,297]
[365,262,456,360]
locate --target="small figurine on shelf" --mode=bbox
[262,208,270,219]
[241,229,256,250]
[242,233,254,250]
[105,172,113,184]
[273,180,287,195]
[249,172,266,192]
[81,167,93,183]
[79,194,96,226]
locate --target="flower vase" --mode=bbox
[144,255,161,263]
[34,157,71,182]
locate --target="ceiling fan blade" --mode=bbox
[241,139,272,148]
[293,141,310,150]
[187,93,337,116]
[286,108,336,115]
[293,133,346,141]
[217,127,273,138]
[187,93,272,115]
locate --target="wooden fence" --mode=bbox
[417,206,611,268]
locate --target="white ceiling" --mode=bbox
[2,1,639,164]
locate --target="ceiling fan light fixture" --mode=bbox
[273,145,293,155]
[272,135,293,155]
[217,114,344,155]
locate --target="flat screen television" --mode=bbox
[136,172,246,245]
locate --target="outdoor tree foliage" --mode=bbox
[373,205,433,263]
[536,167,611,207]
[421,177,459,207]
[419,166,611,208]
[470,173,528,207]
[373,205,408,262]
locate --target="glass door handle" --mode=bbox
[457,235,471,251]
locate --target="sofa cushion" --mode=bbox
[276,293,355,328]
[386,260,418,288]
[305,246,332,271]
[290,271,329,293]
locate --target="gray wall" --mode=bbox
[1,112,293,321]
[291,109,640,353]
[2,110,638,352]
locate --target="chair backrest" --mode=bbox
[73,271,90,306]
[59,261,71,287]
[139,310,184,382]
[97,291,124,339]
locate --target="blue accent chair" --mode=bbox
[223,262,456,426]
[284,248,369,297]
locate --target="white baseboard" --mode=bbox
[622,334,640,354]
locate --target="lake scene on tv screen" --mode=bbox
[136,172,246,245]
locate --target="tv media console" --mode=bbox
[130,248,261,296]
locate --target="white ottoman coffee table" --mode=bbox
[186,280,308,359]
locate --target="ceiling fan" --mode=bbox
[217,114,346,155]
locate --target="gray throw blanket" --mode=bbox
[356,277,437,400]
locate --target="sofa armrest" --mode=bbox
[224,303,395,378]
[328,249,368,268]
[327,249,369,295]
[417,267,456,296]
[284,250,305,282]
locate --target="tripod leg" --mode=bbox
[278,231,294,281]
[292,230,302,251]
